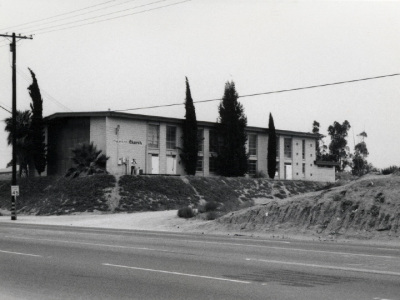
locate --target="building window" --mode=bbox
[276,137,280,157]
[166,126,176,149]
[248,160,257,176]
[196,156,203,172]
[302,163,305,174]
[284,138,292,159]
[209,129,218,153]
[302,140,305,160]
[209,156,217,173]
[275,161,279,178]
[147,124,159,148]
[198,129,204,152]
[248,134,257,156]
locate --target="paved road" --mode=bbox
[0,223,399,299]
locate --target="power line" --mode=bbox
[15,0,141,33]
[0,0,118,31]
[32,0,191,35]
[0,105,11,114]
[15,67,73,112]
[30,0,168,34]
[114,73,400,112]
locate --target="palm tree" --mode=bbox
[66,142,109,178]
[4,110,32,177]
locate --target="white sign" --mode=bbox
[11,185,19,196]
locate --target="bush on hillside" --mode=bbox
[381,166,399,175]
[206,211,217,220]
[177,206,194,218]
[204,201,219,212]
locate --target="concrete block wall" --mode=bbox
[312,166,335,182]
[257,133,268,173]
[305,138,316,180]
[104,117,148,175]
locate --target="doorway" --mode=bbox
[151,155,159,174]
[284,163,292,180]
[166,155,176,175]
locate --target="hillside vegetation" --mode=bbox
[215,174,400,240]
[0,175,323,215]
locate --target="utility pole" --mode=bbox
[0,33,33,220]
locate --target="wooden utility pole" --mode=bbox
[0,33,32,220]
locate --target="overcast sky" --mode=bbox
[0,0,399,170]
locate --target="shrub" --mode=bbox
[381,166,399,175]
[204,201,219,212]
[253,170,266,178]
[206,211,217,220]
[177,207,194,218]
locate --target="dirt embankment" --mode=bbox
[215,174,400,241]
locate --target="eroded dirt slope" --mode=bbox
[216,174,400,240]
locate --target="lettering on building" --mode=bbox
[113,139,143,145]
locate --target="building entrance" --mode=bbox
[151,155,159,174]
[166,155,176,174]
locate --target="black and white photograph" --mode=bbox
[0,0,399,299]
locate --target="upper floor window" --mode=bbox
[147,124,159,148]
[302,139,305,160]
[209,129,218,153]
[197,129,204,152]
[276,136,280,157]
[248,134,257,156]
[284,138,292,159]
[166,126,176,149]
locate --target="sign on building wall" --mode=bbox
[113,139,143,145]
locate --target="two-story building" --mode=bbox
[45,111,335,182]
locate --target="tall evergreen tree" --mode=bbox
[28,68,46,175]
[312,120,325,159]
[216,81,248,177]
[180,77,198,175]
[327,120,351,171]
[352,131,369,176]
[267,113,277,179]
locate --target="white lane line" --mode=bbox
[376,247,400,252]
[103,263,251,284]
[0,249,42,257]
[6,236,173,253]
[245,258,400,277]
[185,240,398,259]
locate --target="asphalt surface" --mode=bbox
[0,223,399,300]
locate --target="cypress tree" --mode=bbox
[180,77,198,175]
[216,81,248,177]
[267,113,277,179]
[28,68,46,175]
